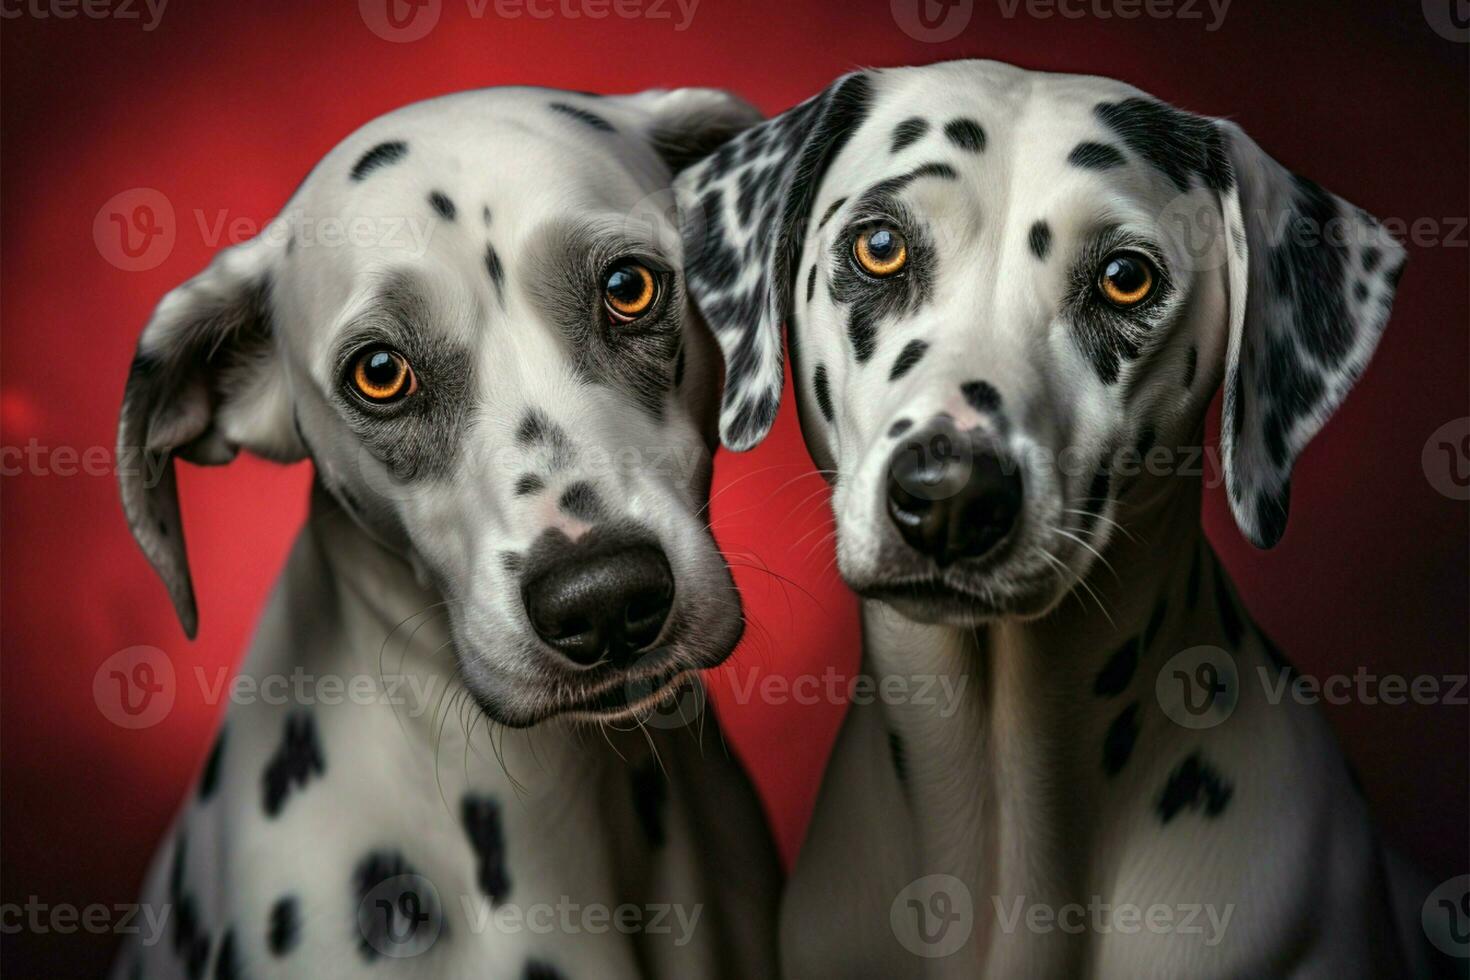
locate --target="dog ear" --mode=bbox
[1213,121,1406,548]
[117,236,300,637]
[621,87,765,175]
[674,72,875,450]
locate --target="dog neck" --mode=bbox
[861,456,1221,969]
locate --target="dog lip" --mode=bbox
[560,667,698,722]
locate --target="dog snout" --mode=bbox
[886,420,1023,567]
[523,542,674,668]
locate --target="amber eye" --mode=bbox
[350,348,415,403]
[852,226,908,277]
[1097,252,1157,308]
[603,262,658,321]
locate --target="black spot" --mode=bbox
[1182,345,1198,389]
[887,729,908,787]
[1094,636,1140,697]
[847,306,878,362]
[889,339,929,381]
[268,896,299,957]
[285,234,296,257]
[817,196,848,231]
[888,418,913,438]
[806,264,817,303]
[1213,563,1243,647]
[198,727,226,802]
[1102,702,1140,776]
[1135,425,1156,462]
[513,474,545,497]
[1157,752,1234,823]
[484,245,505,300]
[558,481,602,522]
[212,929,240,980]
[1067,141,1127,171]
[1028,221,1051,260]
[516,409,564,451]
[173,895,210,980]
[428,191,456,221]
[960,379,1002,414]
[261,713,325,818]
[1360,245,1381,272]
[631,760,667,848]
[943,118,986,152]
[482,205,492,226]
[727,388,780,450]
[890,117,929,153]
[523,961,567,980]
[673,346,687,388]
[350,141,407,181]
[461,795,511,905]
[1095,99,1232,193]
[548,102,615,133]
[812,364,835,423]
[1353,280,1369,303]
[353,851,443,961]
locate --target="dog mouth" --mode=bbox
[559,666,701,723]
[854,569,1060,623]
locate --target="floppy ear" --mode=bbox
[117,236,300,637]
[674,72,875,450]
[619,87,765,175]
[1214,121,1406,548]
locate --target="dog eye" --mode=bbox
[603,261,658,322]
[349,347,416,403]
[1097,252,1157,308]
[852,226,909,277]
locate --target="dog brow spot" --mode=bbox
[513,474,545,497]
[548,101,615,133]
[558,481,602,522]
[1068,141,1126,171]
[813,364,835,423]
[350,140,407,181]
[890,117,929,153]
[943,118,986,152]
[888,418,913,438]
[960,380,1002,414]
[428,191,456,221]
[817,196,848,231]
[889,339,929,381]
[1028,221,1052,260]
[515,409,570,464]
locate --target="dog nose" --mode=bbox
[886,423,1023,566]
[524,545,674,667]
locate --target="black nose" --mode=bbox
[886,424,1023,566]
[524,545,674,667]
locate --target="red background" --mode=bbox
[2,1,1466,974]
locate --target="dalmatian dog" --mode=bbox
[111,86,782,979]
[674,60,1435,977]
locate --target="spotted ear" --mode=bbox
[674,72,875,450]
[117,236,300,637]
[1214,121,1406,548]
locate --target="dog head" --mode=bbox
[118,86,761,724]
[676,60,1404,625]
